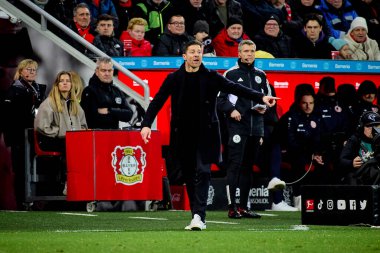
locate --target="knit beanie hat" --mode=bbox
[265,14,281,26]
[193,20,209,35]
[348,17,368,34]
[328,37,348,50]
[227,16,243,28]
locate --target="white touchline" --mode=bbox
[248,225,310,231]
[55,229,124,233]
[59,212,97,217]
[207,221,239,225]
[129,217,168,220]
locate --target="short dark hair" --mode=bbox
[303,13,323,27]
[183,40,203,53]
[96,14,115,25]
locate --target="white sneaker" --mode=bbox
[62,182,67,196]
[267,177,286,191]
[184,214,206,231]
[271,201,299,211]
[293,195,302,211]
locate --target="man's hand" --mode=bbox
[353,156,363,169]
[98,108,108,114]
[262,96,280,107]
[141,127,152,144]
[230,109,241,121]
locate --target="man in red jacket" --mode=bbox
[212,16,250,56]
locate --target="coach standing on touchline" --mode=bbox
[140,40,279,231]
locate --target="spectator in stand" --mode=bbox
[339,111,380,184]
[153,14,193,56]
[90,14,124,58]
[119,17,152,56]
[112,0,134,37]
[294,14,335,59]
[329,37,353,59]
[78,0,118,27]
[212,16,250,57]
[132,0,175,48]
[269,0,303,38]
[350,0,380,45]
[253,14,297,58]
[44,0,76,26]
[344,17,380,60]
[289,0,323,20]
[203,0,243,39]
[66,3,96,54]
[316,0,358,39]
[352,80,380,127]
[192,20,216,57]
[34,71,88,195]
[236,0,283,40]
[2,59,46,209]
[174,0,212,36]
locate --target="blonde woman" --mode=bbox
[35,71,87,195]
[35,71,87,153]
[3,59,46,209]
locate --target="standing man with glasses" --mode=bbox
[3,59,46,210]
[153,14,193,56]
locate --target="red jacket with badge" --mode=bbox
[212,28,250,57]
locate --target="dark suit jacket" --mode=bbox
[141,63,265,165]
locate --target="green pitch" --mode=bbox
[0,209,379,253]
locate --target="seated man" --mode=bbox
[212,16,250,57]
[344,17,380,61]
[294,14,335,59]
[153,14,193,56]
[88,14,124,59]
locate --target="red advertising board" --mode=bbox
[119,70,380,144]
[66,130,163,201]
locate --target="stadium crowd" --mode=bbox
[0,0,380,219]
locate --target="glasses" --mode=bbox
[25,68,37,72]
[170,22,185,27]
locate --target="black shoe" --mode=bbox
[228,207,242,219]
[238,208,261,219]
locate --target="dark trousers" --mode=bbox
[226,135,260,209]
[182,151,211,223]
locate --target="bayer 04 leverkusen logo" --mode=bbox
[111,146,146,186]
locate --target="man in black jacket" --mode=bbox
[140,40,278,230]
[81,57,133,129]
[217,40,269,219]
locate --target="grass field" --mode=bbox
[1,208,380,253]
